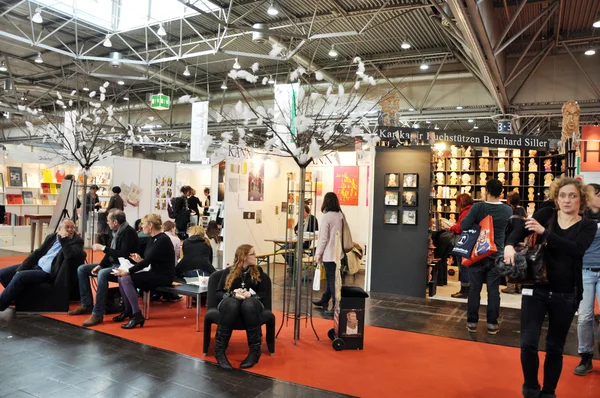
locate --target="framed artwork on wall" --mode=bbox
[401,191,417,206]
[402,210,417,225]
[403,173,418,188]
[384,209,398,225]
[384,173,399,188]
[384,190,399,206]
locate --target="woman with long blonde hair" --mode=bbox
[214,244,268,370]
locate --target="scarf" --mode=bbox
[111,221,129,251]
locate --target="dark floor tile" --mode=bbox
[92,384,142,398]
[20,379,71,398]
[0,391,36,398]
[150,382,211,398]
[74,376,119,395]
[124,374,164,391]
[47,387,91,398]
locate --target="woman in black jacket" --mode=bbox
[187,188,201,226]
[504,178,596,398]
[214,244,268,370]
[176,226,215,277]
[112,213,175,329]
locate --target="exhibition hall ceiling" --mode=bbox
[0,0,599,153]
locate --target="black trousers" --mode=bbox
[467,257,501,325]
[520,287,577,394]
[322,261,336,306]
[218,297,263,329]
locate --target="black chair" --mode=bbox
[202,269,275,356]
[15,253,86,312]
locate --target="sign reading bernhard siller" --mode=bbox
[376,127,551,149]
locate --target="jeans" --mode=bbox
[467,257,500,325]
[77,263,118,316]
[321,261,336,307]
[577,269,600,354]
[520,287,577,395]
[0,264,50,311]
[456,256,471,285]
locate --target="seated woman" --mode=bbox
[176,226,215,278]
[214,244,267,370]
[206,220,221,270]
[112,213,175,329]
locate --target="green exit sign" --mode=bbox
[151,93,170,110]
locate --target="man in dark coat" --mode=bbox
[0,219,84,321]
[285,204,319,272]
[69,209,139,327]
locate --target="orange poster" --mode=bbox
[581,126,600,171]
[334,166,359,206]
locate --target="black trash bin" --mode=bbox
[328,285,369,351]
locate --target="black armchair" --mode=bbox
[15,252,86,312]
[203,269,275,356]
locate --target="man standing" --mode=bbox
[69,210,139,326]
[0,219,84,321]
[460,179,512,335]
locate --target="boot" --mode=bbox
[312,295,329,311]
[539,392,556,398]
[214,325,233,370]
[121,312,145,329]
[240,327,262,369]
[574,353,594,375]
[522,386,540,398]
[451,286,469,298]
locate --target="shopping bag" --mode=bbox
[462,215,497,266]
[313,265,321,291]
[341,213,354,253]
[451,224,481,258]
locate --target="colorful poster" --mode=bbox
[248,162,265,201]
[581,126,600,171]
[334,166,359,206]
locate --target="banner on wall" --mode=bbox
[334,166,359,206]
[248,161,265,201]
[580,126,600,171]
[190,101,209,161]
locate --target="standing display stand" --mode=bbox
[276,172,319,343]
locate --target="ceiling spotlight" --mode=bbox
[233,58,241,69]
[117,80,125,85]
[456,106,463,110]
[468,119,474,123]
[122,95,129,101]
[425,120,431,124]
[328,45,338,57]
[157,23,166,37]
[0,61,7,72]
[408,108,415,112]
[103,34,112,48]
[594,14,600,28]
[34,52,43,63]
[401,41,411,50]
[434,125,440,130]
[221,80,228,90]
[183,66,191,76]
[413,123,420,129]
[32,7,43,24]
[267,1,279,16]
[82,85,89,91]
[473,124,479,129]
[585,49,596,56]
[268,75,275,84]
[420,62,429,70]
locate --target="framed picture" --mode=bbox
[402,209,417,225]
[403,173,418,188]
[384,173,399,188]
[401,191,418,206]
[340,309,364,337]
[384,209,398,224]
[7,166,23,187]
[384,190,399,206]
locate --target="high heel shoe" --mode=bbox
[121,312,145,329]
[112,312,131,322]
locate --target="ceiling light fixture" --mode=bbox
[221,80,228,90]
[267,1,279,16]
[425,120,431,124]
[585,49,596,56]
[34,52,43,64]
[401,41,411,49]
[408,108,415,111]
[0,61,7,72]
[82,85,89,91]
[593,14,600,28]
[420,62,429,70]
[413,123,420,129]
[157,23,166,36]
[328,45,338,57]
[468,119,474,123]
[456,106,463,110]
[32,7,43,24]
[183,66,191,76]
[268,75,275,84]
[434,125,440,130]
[123,95,129,101]
[117,80,125,85]
[233,58,241,69]
[103,34,112,48]
[473,124,479,129]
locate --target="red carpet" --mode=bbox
[2,255,600,397]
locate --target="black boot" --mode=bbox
[240,327,262,369]
[574,353,594,375]
[522,385,540,398]
[214,325,233,370]
[312,295,329,311]
[121,312,145,329]
[451,285,469,298]
[112,311,131,322]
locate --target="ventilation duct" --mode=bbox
[252,24,268,44]
[441,3,455,27]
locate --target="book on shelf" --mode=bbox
[6,194,23,204]
[41,182,50,193]
[42,169,53,182]
[50,183,58,194]
[40,194,50,205]
[22,191,34,204]
[7,166,23,187]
